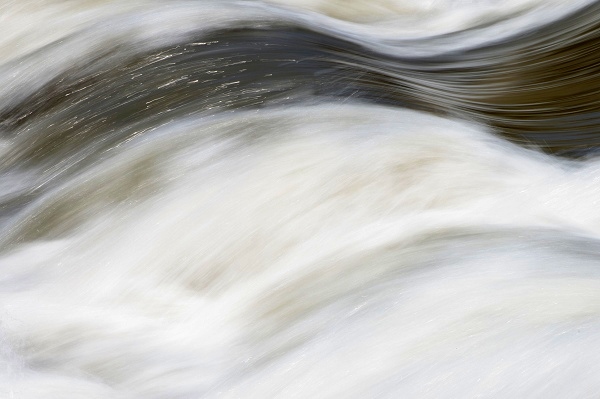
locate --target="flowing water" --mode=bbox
[1,0,600,397]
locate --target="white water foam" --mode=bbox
[2,0,600,396]
[1,105,600,397]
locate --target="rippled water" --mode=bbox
[1,0,600,397]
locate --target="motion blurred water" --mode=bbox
[1,0,600,397]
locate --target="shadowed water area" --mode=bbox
[2,0,600,162]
